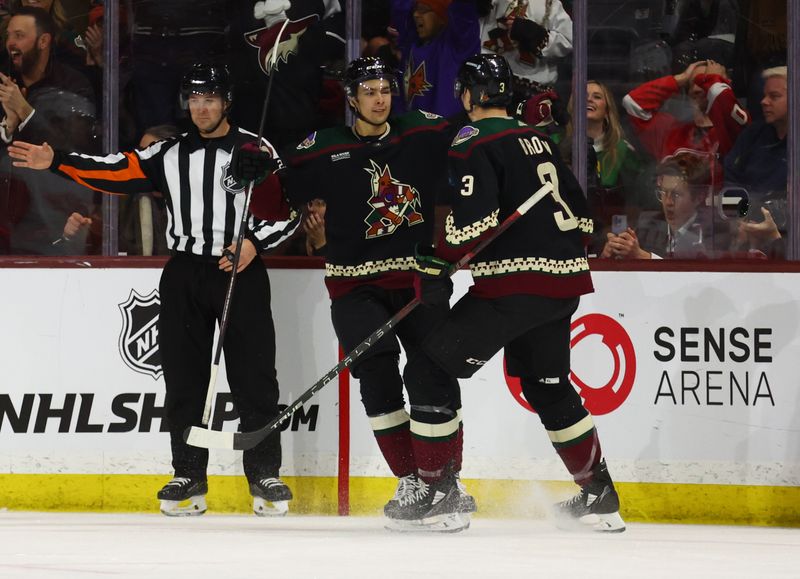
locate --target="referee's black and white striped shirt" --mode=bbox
[49,125,300,256]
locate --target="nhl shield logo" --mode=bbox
[221,162,246,194]
[118,289,162,380]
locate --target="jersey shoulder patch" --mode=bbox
[451,125,480,147]
[396,109,446,133]
[296,132,318,150]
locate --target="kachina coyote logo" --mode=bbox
[118,289,162,380]
[364,161,424,238]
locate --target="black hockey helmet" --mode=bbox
[344,56,398,98]
[179,63,233,110]
[454,54,513,108]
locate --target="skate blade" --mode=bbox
[159,496,207,517]
[385,513,470,534]
[555,511,626,533]
[253,497,289,517]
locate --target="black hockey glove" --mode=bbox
[413,244,453,307]
[510,17,549,56]
[231,142,278,185]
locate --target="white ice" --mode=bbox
[1,512,797,579]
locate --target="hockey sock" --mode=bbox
[369,409,416,477]
[409,410,460,483]
[547,415,603,487]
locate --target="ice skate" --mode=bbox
[455,474,477,514]
[553,460,626,533]
[157,477,208,517]
[384,474,471,533]
[383,473,427,518]
[250,477,292,517]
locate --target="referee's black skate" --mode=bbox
[157,477,208,516]
[384,474,470,533]
[553,459,626,533]
[250,477,292,517]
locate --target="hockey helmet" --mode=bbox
[344,56,398,98]
[179,64,233,110]
[454,54,513,108]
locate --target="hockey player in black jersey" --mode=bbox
[8,64,298,518]
[406,54,626,532]
[234,56,475,532]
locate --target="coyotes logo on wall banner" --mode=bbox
[118,289,162,380]
[245,14,319,74]
[364,161,424,238]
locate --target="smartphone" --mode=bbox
[611,214,628,235]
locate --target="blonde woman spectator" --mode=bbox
[565,81,642,253]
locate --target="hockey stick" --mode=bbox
[186,180,556,450]
[199,19,291,426]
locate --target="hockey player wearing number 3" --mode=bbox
[7,64,299,518]
[406,54,626,532]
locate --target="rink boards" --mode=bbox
[0,266,798,525]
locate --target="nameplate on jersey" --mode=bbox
[331,152,350,162]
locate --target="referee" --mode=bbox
[8,64,300,517]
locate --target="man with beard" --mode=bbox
[0,6,97,255]
[0,6,95,152]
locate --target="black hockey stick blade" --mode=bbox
[184,180,555,451]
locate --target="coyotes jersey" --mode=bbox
[443,116,593,299]
[282,110,452,298]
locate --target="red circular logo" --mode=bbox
[504,313,636,415]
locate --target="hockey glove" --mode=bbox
[524,90,556,127]
[510,18,549,56]
[413,244,453,307]
[231,142,278,186]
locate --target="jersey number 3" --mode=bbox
[538,162,578,231]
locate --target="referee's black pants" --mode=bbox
[158,253,282,482]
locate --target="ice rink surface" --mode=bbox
[1,512,798,579]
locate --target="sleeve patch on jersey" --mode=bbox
[452,125,480,147]
[297,132,318,150]
[445,209,499,246]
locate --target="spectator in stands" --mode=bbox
[724,66,787,260]
[228,0,344,149]
[392,0,480,117]
[0,1,86,72]
[565,80,642,254]
[622,58,749,189]
[666,0,738,75]
[55,124,179,256]
[303,198,326,256]
[478,0,572,89]
[724,66,787,197]
[129,0,228,134]
[0,6,98,254]
[0,6,96,151]
[362,0,400,68]
[601,152,711,260]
